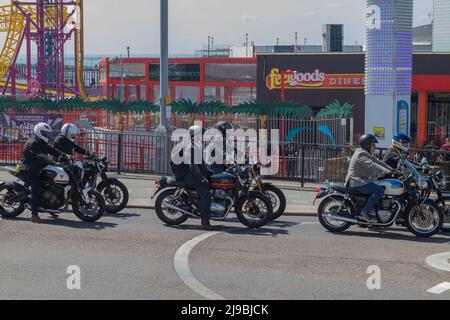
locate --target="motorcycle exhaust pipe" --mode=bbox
[162,198,199,218]
[324,213,359,224]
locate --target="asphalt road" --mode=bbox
[1,208,449,300]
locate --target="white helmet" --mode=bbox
[61,123,81,142]
[34,123,52,143]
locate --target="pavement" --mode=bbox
[0,209,449,300]
[0,170,320,216]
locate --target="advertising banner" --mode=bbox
[0,113,64,142]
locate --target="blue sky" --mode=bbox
[83,0,433,55]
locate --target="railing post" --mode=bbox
[117,133,123,175]
[301,144,306,188]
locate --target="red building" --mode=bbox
[98,57,257,106]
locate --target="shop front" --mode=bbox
[257,53,450,145]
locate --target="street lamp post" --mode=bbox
[127,46,131,58]
[155,0,171,174]
[159,0,169,131]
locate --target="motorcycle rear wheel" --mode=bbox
[317,196,352,233]
[155,189,189,226]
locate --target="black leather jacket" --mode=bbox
[21,136,62,174]
[53,134,87,156]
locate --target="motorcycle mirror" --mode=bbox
[421,157,429,166]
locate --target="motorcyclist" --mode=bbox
[53,123,89,156]
[383,133,412,169]
[21,123,63,223]
[183,125,215,230]
[206,121,235,173]
[345,134,394,223]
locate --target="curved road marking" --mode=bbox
[426,252,450,273]
[174,221,319,300]
[174,231,226,300]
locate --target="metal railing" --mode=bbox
[3,129,450,187]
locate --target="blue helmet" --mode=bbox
[393,133,412,152]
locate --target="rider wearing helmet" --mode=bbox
[53,123,89,156]
[383,133,412,169]
[206,121,235,173]
[21,123,63,223]
[345,134,394,223]
[183,125,215,230]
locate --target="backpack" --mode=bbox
[170,161,188,180]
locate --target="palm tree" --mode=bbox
[316,100,354,120]
[171,98,227,126]
[232,100,312,129]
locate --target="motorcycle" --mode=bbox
[416,157,450,232]
[315,158,444,237]
[248,162,286,221]
[152,164,273,229]
[0,158,105,222]
[82,154,129,213]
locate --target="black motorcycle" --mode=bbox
[0,158,105,222]
[82,154,129,214]
[152,164,273,228]
[416,158,450,232]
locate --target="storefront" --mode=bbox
[257,53,450,145]
[98,57,257,106]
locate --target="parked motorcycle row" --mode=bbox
[1,146,449,237]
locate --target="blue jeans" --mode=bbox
[353,183,385,216]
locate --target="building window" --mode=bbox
[205,63,256,82]
[427,92,450,144]
[109,62,146,81]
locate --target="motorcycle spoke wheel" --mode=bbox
[78,194,102,218]
[322,200,349,228]
[409,204,440,234]
[242,198,269,223]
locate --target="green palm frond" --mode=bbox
[316,100,354,119]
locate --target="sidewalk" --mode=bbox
[0,169,320,216]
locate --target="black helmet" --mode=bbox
[213,121,234,136]
[359,134,379,151]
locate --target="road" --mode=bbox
[1,208,449,300]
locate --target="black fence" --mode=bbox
[2,129,450,185]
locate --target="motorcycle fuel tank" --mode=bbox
[376,179,404,196]
[209,173,236,189]
[41,165,70,184]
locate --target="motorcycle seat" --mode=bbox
[329,183,362,195]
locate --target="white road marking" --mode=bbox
[174,231,226,300]
[174,220,317,300]
[427,282,450,294]
[425,252,450,273]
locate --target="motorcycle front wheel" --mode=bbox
[72,190,105,222]
[235,192,272,229]
[97,178,129,214]
[254,184,286,221]
[155,189,189,226]
[404,200,444,237]
[0,184,26,218]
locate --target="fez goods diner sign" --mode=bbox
[266,68,365,90]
